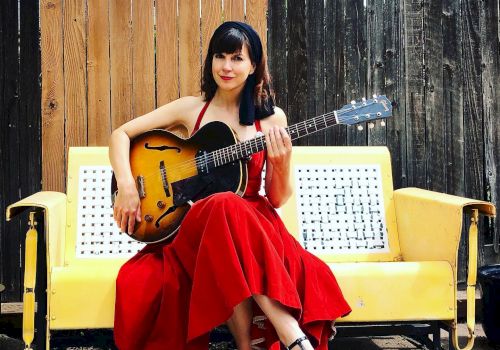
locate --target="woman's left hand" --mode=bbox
[265,126,292,172]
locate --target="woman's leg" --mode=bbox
[253,294,314,350]
[226,297,253,350]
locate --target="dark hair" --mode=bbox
[201,26,274,111]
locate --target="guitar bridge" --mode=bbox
[136,175,146,198]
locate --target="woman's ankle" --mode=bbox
[284,335,314,350]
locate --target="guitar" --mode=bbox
[111,95,393,243]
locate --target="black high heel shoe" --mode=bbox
[286,335,308,349]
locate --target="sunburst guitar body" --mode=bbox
[111,121,248,243]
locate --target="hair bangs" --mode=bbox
[211,28,252,60]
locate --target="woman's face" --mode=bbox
[211,43,255,92]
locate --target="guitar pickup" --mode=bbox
[136,176,146,198]
[160,161,171,197]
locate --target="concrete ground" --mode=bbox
[332,323,498,350]
[1,323,498,349]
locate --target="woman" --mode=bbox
[109,21,351,350]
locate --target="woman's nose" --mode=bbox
[223,59,232,71]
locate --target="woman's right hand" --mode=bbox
[113,181,142,235]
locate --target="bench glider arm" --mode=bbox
[6,191,67,350]
[394,187,496,350]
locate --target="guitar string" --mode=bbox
[139,112,343,182]
[167,101,382,174]
[137,107,384,183]
[126,102,386,183]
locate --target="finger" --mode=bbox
[115,210,122,227]
[127,212,136,235]
[120,212,129,233]
[265,131,274,157]
[269,127,279,156]
[273,127,285,152]
[280,127,292,149]
[136,203,142,222]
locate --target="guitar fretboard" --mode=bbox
[198,112,340,172]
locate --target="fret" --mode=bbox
[238,144,242,159]
[312,117,318,131]
[232,146,237,162]
[295,124,301,138]
[322,114,328,129]
[258,137,265,151]
[306,120,314,134]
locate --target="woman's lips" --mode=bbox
[220,76,234,80]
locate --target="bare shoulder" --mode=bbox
[114,95,206,139]
[260,106,288,131]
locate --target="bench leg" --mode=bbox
[432,321,442,350]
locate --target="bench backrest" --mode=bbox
[280,146,401,262]
[62,146,401,265]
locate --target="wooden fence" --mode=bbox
[1,0,498,304]
[267,0,499,267]
[41,0,267,192]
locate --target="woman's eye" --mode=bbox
[215,54,224,59]
[233,56,243,61]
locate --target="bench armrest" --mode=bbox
[394,187,495,264]
[394,187,496,350]
[7,191,67,267]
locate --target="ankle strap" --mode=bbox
[286,335,308,350]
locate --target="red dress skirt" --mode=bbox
[114,110,351,350]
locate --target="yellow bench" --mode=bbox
[6,146,495,349]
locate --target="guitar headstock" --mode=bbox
[337,95,392,129]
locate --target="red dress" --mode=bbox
[114,101,351,350]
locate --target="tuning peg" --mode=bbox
[357,125,364,131]
[351,100,356,105]
[368,122,375,129]
[380,121,386,127]
[373,94,377,99]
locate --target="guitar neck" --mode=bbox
[206,111,339,169]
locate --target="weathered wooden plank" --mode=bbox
[132,0,155,117]
[461,0,485,270]
[19,0,42,199]
[442,0,465,197]
[367,0,385,146]
[287,0,307,145]
[87,0,111,146]
[246,0,268,57]
[325,0,347,146]
[0,0,22,302]
[224,0,245,22]
[267,0,288,113]
[403,0,426,188]
[201,0,223,60]
[179,0,201,97]
[346,0,368,146]
[305,0,325,146]
[64,0,87,151]
[384,0,407,189]
[480,0,499,253]
[40,0,65,192]
[110,0,133,129]
[156,0,179,106]
[461,0,484,200]
[423,0,445,192]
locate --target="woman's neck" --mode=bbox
[211,88,243,112]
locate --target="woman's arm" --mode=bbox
[109,96,199,234]
[263,107,293,208]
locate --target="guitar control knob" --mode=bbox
[145,215,153,222]
[157,201,166,209]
